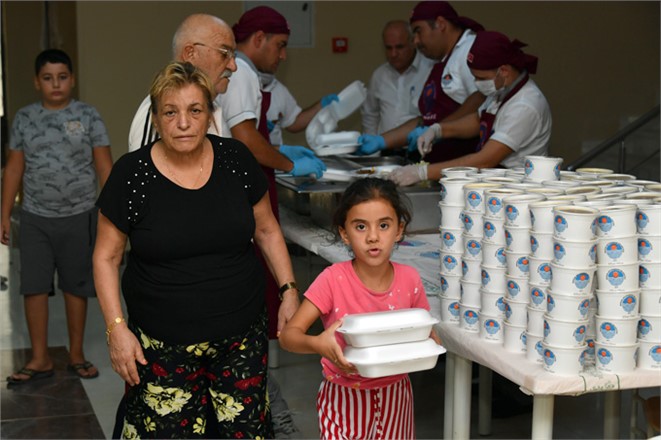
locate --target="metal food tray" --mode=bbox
[276,156,441,233]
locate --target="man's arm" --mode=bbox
[230,120,294,172]
[285,101,321,133]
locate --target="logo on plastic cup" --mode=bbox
[639,318,652,336]
[538,263,552,281]
[506,205,519,221]
[484,319,500,334]
[639,239,653,257]
[532,288,545,306]
[605,242,625,259]
[574,325,587,343]
[543,349,556,366]
[554,215,568,233]
[573,272,591,289]
[599,322,618,340]
[467,191,482,208]
[487,197,503,215]
[607,268,626,286]
[579,299,590,316]
[597,347,613,365]
[597,215,614,233]
[650,346,661,363]
[620,295,637,313]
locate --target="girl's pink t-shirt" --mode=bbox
[304,260,430,389]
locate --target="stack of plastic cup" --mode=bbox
[540,205,598,375]
[439,176,477,325]
[527,199,570,363]
[636,202,661,370]
[592,204,639,373]
[460,183,501,334]
[480,188,522,344]
[499,193,544,352]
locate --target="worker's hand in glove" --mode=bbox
[290,156,327,179]
[321,94,339,108]
[406,126,428,153]
[355,134,386,155]
[417,123,442,157]
[388,163,428,186]
[280,144,316,160]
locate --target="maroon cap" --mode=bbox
[232,6,291,43]
[467,31,538,74]
[409,1,484,32]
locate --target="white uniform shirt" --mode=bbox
[439,30,479,106]
[479,78,552,168]
[361,51,435,134]
[127,96,224,152]
[262,77,301,145]
[216,56,261,134]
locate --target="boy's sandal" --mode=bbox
[6,367,55,385]
[67,361,99,379]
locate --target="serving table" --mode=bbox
[279,206,661,439]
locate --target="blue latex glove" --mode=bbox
[406,126,428,153]
[355,134,386,155]
[280,144,316,160]
[290,156,327,179]
[267,120,276,133]
[321,94,339,108]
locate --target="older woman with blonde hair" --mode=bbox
[93,61,299,438]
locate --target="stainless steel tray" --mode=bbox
[276,156,441,233]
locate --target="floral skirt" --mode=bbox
[120,310,273,439]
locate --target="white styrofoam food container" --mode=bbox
[343,338,446,378]
[306,80,367,150]
[336,308,439,347]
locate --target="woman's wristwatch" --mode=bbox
[278,281,299,300]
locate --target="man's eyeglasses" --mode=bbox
[193,43,236,60]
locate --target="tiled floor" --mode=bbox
[1,241,658,439]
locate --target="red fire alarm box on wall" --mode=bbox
[332,37,348,53]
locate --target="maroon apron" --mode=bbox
[255,89,281,340]
[477,74,529,151]
[419,33,479,163]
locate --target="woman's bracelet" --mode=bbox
[278,281,298,301]
[105,317,125,345]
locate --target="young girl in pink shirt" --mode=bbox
[280,177,440,439]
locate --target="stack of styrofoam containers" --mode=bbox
[539,205,598,375]
[500,192,546,352]
[636,202,661,370]
[591,204,640,373]
[480,187,523,344]
[439,175,477,325]
[461,182,501,335]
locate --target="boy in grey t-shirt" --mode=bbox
[1,49,113,384]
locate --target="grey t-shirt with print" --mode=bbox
[9,99,110,217]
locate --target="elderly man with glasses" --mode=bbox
[128,13,237,151]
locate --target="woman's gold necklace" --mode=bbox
[162,146,205,188]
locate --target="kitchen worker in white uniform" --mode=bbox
[389,30,552,185]
[219,7,328,437]
[361,20,435,135]
[259,71,338,146]
[127,14,237,151]
[356,1,485,162]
